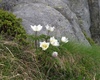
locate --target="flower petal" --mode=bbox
[37,24,43,31]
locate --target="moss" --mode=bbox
[83,31,95,45]
[0,9,27,44]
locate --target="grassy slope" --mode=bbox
[0,40,100,80]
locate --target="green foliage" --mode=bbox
[0,9,27,44]
[83,31,95,45]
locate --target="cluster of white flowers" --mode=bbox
[31,24,69,57]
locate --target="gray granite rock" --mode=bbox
[13,3,76,39]
[67,0,91,37]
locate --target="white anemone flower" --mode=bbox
[45,25,55,32]
[61,36,69,43]
[52,52,58,57]
[50,36,59,46]
[31,24,43,31]
[40,41,50,50]
[53,41,59,46]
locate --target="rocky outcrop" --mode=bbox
[67,0,91,37]
[1,0,99,45]
[13,3,76,39]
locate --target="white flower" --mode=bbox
[61,36,69,43]
[52,52,58,57]
[31,24,43,31]
[53,41,59,46]
[50,36,59,46]
[40,41,50,50]
[50,36,57,44]
[45,25,55,32]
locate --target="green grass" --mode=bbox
[0,39,100,80]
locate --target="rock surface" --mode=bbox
[88,0,100,44]
[13,3,76,39]
[1,0,100,45]
[67,0,91,37]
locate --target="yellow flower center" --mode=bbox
[42,44,48,48]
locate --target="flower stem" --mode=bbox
[35,31,38,50]
[46,31,50,42]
